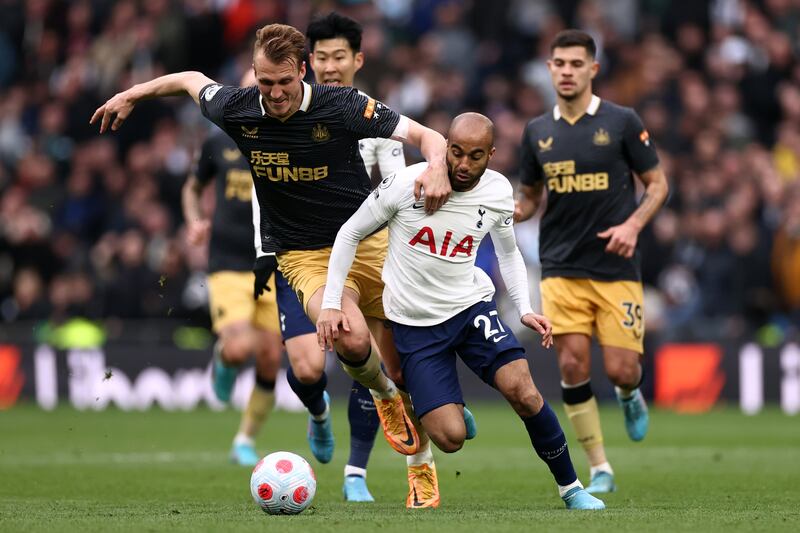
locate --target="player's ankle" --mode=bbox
[344,465,367,478]
[233,433,255,447]
[590,462,614,477]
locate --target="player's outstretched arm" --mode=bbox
[401,119,450,214]
[514,182,544,223]
[597,165,669,258]
[90,71,216,133]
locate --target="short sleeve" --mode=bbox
[198,84,239,130]
[193,137,218,186]
[340,89,401,140]
[622,108,659,174]
[519,124,544,186]
[376,139,406,178]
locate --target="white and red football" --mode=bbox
[250,451,316,515]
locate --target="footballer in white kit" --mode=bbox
[322,160,534,414]
[319,113,606,510]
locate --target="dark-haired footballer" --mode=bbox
[305,11,476,506]
[515,29,669,494]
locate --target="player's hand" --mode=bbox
[253,254,278,300]
[597,221,639,259]
[521,312,553,348]
[414,162,451,214]
[185,219,211,246]
[316,308,350,352]
[90,90,137,133]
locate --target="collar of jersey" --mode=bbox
[258,81,313,121]
[553,94,600,124]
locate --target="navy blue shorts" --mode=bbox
[275,271,316,341]
[390,299,526,418]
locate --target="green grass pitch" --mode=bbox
[1,403,798,532]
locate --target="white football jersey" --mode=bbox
[359,137,405,178]
[364,163,520,325]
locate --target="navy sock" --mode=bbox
[522,401,578,487]
[346,380,379,470]
[286,367,327,417]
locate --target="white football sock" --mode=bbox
[233,433,254,447]
[344,465,367,478]
[590,462,614,477]
[406,441,433,467]
[558,479,583,498]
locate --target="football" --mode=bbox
[250,451,317,515]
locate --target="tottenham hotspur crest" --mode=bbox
[476,207,486,229]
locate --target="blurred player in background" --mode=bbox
[182,127,318,466]
[182,129,279,466]
[92,23,452,482]
[319,112,605,510]
[306,11,474,504]
[515,30,669,493]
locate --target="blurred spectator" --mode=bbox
[772,184,800,321]
[0,0,797,343]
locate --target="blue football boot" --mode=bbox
[343,475,375,502]
[211,343,237,403]
[307,391,334,463]
[562,486,606,510]
[463,406,478,440]
[230,441,260,467]
[585,471,617,494]
[617,388,649,442]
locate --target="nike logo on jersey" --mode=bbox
[492,334,509,343]
[412,201,425,209]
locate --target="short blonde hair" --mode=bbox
[253,24,306,68]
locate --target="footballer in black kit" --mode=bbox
[519,96,659,282]
[515,29,669,495]
[195,132,259,273]
[198,81,400,253]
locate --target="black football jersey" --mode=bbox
[193,132,254,272]
[199,82,400,253]
[520,97,659,281]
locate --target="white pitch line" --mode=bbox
[0,450,225,466]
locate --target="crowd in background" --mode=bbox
[1,0,799,343]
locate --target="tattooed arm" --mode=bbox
[597,165,669,258]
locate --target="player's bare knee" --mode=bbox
[334,331,371,361]
[292,359,322,384]
[220,338,252,365]
[501,379,544,417]
[606,360,640,389]
[429,430,465,453]
[559,356,589,383]
[513,387,544,418]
